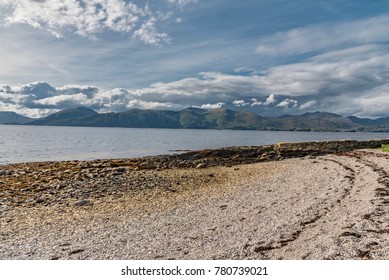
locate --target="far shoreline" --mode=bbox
[1,138,389,168]
[3,122,389,133]
[2,123,389,165]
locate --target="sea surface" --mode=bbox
[1,125,389,164]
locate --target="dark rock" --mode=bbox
[68,248,85,255]
[74,199,92,207]
[113,167,126,173]
[139,162,156,169]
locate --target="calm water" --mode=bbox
[1,125,389,164]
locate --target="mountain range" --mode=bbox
[1,107,389,132]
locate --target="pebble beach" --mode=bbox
[1,142,388,260]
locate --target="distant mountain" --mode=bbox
[204,108,266,130]
[177,107,266,129]
[24,107,268,130]
[373,117,389,127]
[69,109,182,128]
[178,107,209,128]
[4,107,389,132]
[27,107,98,126]
[0,111,32,124]
[267,112,357,131]
[348,116,389,127]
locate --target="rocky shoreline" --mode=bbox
[1,139,388,211]
[1,139,389,260]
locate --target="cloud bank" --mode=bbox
[0,0,193,44]
[2,41,389,120]
[1,9,389,119]
[256,15,389,56]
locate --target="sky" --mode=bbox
[1,0,389,118]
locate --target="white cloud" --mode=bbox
[0,82,182,115]
[250,98,262,106]
[33,93,92,107]
[264,94,277,105]
[0,0,172,45]
[0,85,11,93]
[277,99,298,108]
[0,91,28,104]
[132,17,171,45]
[299,100,317,110]
[130,72,271,105]
[93,88,135,111]
[260,45,389,97]
[232,99,249,106]
[18,82,56,98]
[256,14,389,56]
[319,84,389,118]
[167,0,198,8]
[124,44,389,103]
[356,95,389,118]
[57,85,99,97]
[0,100,56,118]
[0,82,99,112]
[250,94,277,106]
[127,100,179,110]
[200,102,225,109]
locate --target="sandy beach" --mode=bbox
[1,147,388,260]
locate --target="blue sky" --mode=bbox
[1,0,389,118]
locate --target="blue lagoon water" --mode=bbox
[1,125,389,164]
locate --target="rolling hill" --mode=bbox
[2,107,388,132]
[0,111,32,124]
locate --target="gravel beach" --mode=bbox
[1,148,388,260]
